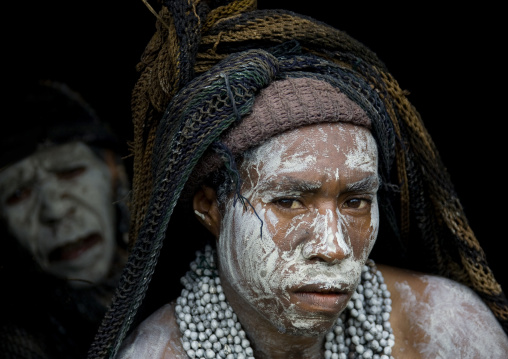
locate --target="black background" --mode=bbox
[6,1,506,291]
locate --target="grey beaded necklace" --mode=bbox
[175,245,395,359]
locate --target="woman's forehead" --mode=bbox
[244,123,376,166]
[0,142,94,182]
[238,122,378,188]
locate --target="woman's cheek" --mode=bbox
[220,202,277,296]
[272,212,309,251]
[263,207,279,238]
[348,203,379,262]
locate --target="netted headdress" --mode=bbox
[87,1,508,357]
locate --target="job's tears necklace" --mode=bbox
[175,245,394,358]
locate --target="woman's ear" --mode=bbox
[193,185,221,238]
[103,149,120,187]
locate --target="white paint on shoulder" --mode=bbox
[116,304,186,359]
[395,275,508,358]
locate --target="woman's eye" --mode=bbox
[274,198,304,209]
[343,198,370,209]
[6,186,32,206]
[56,166,86,180]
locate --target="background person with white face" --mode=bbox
[0,80,130,359]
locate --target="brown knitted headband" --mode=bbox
[184,77,372,199]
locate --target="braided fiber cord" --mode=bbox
[128,0,386,244]
[88,1,508,357]
[87,46,278,359]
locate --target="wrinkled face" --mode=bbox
[217,122,379,335]
[0,141,116,287]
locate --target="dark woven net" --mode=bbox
[87,1,508,357]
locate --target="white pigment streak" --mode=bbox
[395,276,508,358]
[343,131,377,173]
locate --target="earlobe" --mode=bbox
[193,185,221,238]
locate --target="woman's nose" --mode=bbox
[301,209,352,264]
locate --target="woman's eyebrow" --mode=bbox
[346,175,379,192]
[257,176,322,193]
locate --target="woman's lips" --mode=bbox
[291,285,350,313]
[48,233,102,262]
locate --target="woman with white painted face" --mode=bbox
[0,80,130,359]
[87,1,508,358]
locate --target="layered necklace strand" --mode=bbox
[175,245,395,359]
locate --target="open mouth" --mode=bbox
[48,233,102,262]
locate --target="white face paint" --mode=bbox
[0,141,116,287]
[217,123,379,336]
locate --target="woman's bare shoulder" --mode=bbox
[116,302,187,359]
[376,263,508,358]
